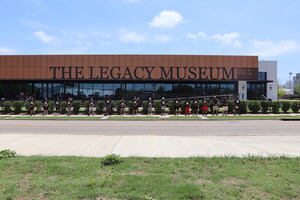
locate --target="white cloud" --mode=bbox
[251,40,299,57]
[120,31,146,43]
[187,32,208,40]
[0,47,14,54]
[149,10,184,28]
[34,31,58,44]
[154,35,171,43]
[212,32,242,48]
[187,32,242,48]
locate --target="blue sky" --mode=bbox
[0,0,299,82]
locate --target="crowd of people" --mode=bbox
[24,95,242,116]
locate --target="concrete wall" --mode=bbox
[259,61,277,100]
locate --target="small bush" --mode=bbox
[12,101,23,114]
[142,101,148,114]
[84,101,90,114]
[96,101,105,114]
[281,101,291,113]
[291,101,300,113]
[127,101,134,114]
[73,101,81,114]
[240,100,248,114]
[0,149,16,159]
[168,101,175,114]
[154,100,161,114]
[35,101,42,113]
[49,101,55,113]
[248,101,260,114]
[228,100,234,114]
[271,101,281,114]
[3,101,12,114]
[101,154,122,166]
[261,101,271,113]
[60,101,67,114]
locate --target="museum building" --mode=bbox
[0,55,277,100]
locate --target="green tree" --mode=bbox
[277,85,286,98]
[295,83,300,94]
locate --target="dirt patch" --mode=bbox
[221,177,244,184]
[196,178,212,183]
[124,171,148,176]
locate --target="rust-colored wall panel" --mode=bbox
[0,55,258,81]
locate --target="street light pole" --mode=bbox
[289,72,292,90]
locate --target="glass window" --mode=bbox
[53,83,63,98]
[34,83,42,99]
[145,83,154,91]
[114,84,122,99]
[48,83,53,99]
[80,84,93,98]
[93,84,103,98]
[220,84,235,95]
[207,84,219,95]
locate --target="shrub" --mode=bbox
[271,101,281,114]
[3,101,12,114]
[48,101,55,113]
[261,101,271,113]
[101,154,122,166]
[84,101,90,114]
[154,100,161,114]
[96,101,105,114]
[281,101,291,113]
[0,149,16,159]
[168,101,175,114]
[142,101,148,114]
[35,101,42,113]
[228,100,234,114]
[60,101,67,114]
[72,101,81,114]
[248,101,260,114]
[127,101,134,114]
[291,101,300,113]
[12,101,23,114]
[240,100,248,114]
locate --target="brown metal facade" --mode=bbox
[0,55,258,81]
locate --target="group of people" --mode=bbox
[25,96,242,116]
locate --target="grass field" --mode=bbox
[168,116,201,119]
[12,116,102,120]
[206,115,300,119]
[108,116,160,120]
[0,156,299,200]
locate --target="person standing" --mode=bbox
[222,97,229,116]
[88,98,95,116]
[212,96,219,116]
[147,97,153,115]
[43,98,49,116]
[202,97,209,116]
[184,97,190,116]
[132,96,138,116]
[174,97,180,116]
[161,97,166,116]
[234,97,241,115]
[120,98,126,115]
[67,97,73,116]
[55,97,60,116]
[192,97,199,116]
[105,98,111,116]
[29,97,35,116]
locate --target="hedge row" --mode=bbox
[1,100,300,114]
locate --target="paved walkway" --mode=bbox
[1,134,299,157]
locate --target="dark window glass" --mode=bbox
[93,84,103,98]
[34,83,42,99]
[220,84,235,95]
[207,84,219,95]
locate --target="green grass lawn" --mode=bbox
[0,156,299,200]
[109,116,160,120]
[169,116,201,119]
[0,116,12,118]
[12,116,102,120]
[207,115,299,119]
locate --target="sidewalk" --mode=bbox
[1,134,299,157]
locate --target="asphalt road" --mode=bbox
[0,120,299,136]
